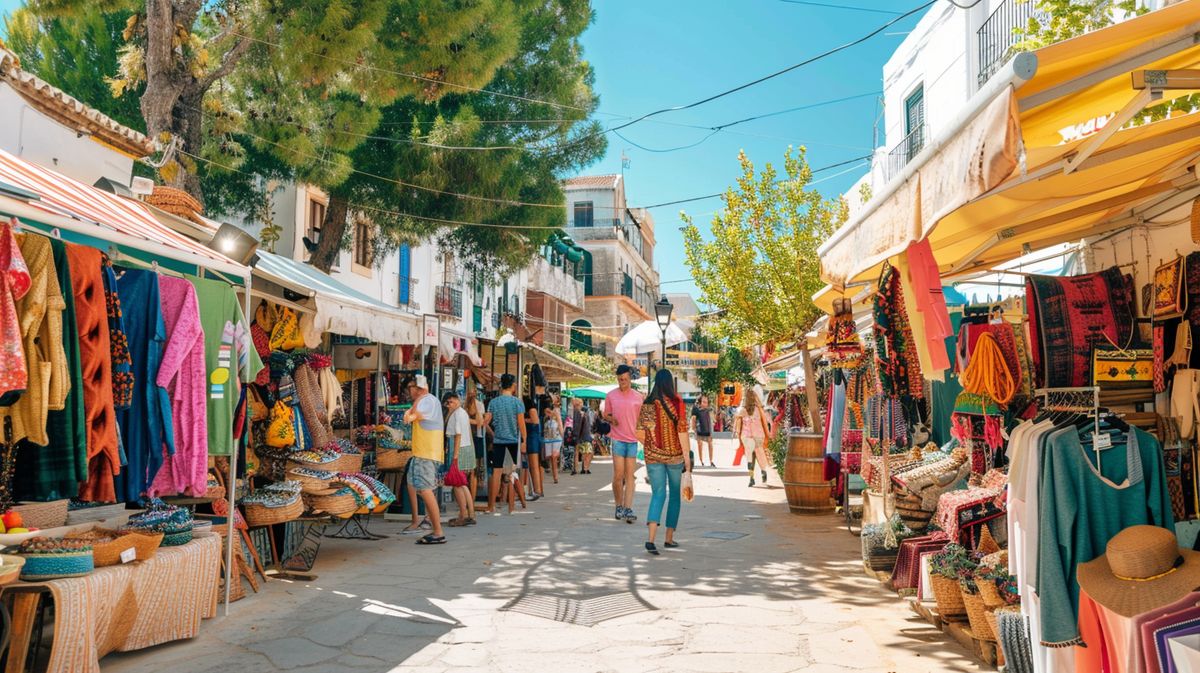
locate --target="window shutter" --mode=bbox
[398,244,411,304]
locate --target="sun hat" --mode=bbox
[413,374,429,390]
[1076,525,1200,617]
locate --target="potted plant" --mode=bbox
[928,543,982,619]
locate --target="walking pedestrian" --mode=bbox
[466,388,489,512]
[443,391,476,527]
[523,395,544,501]
[736,387,775,487]
[542,405,563,485]
[569,397,594,475]
[691,394,715,467]
[604,364,642,523]
[487,374,526,515]
[638,369,691,555]
[403,375,446,545]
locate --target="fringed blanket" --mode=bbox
[1025,268,1135,388]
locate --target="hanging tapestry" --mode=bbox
[872,264,924,399]
[1024,267,1135,388]
[1153,255,1186,318]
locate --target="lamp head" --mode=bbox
[655,295,673,331]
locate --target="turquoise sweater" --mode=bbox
[1038,426,1174,645]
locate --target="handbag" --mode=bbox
[1092,334,1154,389]
[443,459,468,487]
[681,471,694,502]
[265,400,296,448]
[1154,256,1187,318]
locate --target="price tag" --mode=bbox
[120,548,136,564]
[1093,432,1113,449]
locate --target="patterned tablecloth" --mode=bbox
[29,534,221,673]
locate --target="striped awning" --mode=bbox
[0,148,246,274]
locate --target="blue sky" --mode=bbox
[576,0,930,303]
[0,0,931,304]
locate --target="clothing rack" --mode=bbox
[1036,386,1102,462]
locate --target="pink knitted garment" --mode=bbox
[148,276,208,497]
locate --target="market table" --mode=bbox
[4,534,220,673]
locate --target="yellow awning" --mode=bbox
[818,1,1200,293]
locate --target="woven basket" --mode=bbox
[13,500,69,529]
[327,452,363,473]
[204,483,226,501]
[376,449,412,472]
[67,528,163,567]
[20,549,94,580]
[287,468,341,493]
[984,609,1001,645]
[0,555,24,586]
[894,494,934,532]
[930,574,967,618]
[161,528,194,547]
[146,185,205,223]
[302,489,357,517]
[243,496,304,527]
[977,579,1006,609]
[962,588,997,641]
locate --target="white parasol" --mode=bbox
[615,320,689,356]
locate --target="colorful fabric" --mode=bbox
[149,276,208,498]
[101,255,133,410]
[1155,255,1186,317]
[1025,268,1136,388]
[15,238,86,501]
[873,264,925,398]
[0,221,30,402]
[905,238,953,375]
[638,397,686,465]
[38,535,220,673]
[70,245,120,502]
[1155,323,1168,393]
[933,472,1007,543]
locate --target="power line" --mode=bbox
[634,156,872,209]
[777,0,903,14]
[711,91,879,131]
[612,128,721,153]
[563,1,934,148]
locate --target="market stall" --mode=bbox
[808,4,1200,671]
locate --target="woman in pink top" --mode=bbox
[604,364,642,523]
[736,387,774,487]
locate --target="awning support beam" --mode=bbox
[1064,87,1160,175]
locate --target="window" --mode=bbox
[577,250,592,295]
[306,197,326,242]
[573,201,594,228]
[352,216,371,269]
[904,84,925,156]
[570,320,593,353]
[398,244,411,305]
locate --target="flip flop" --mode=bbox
[416,534,446,545]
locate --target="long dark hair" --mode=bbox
[644,369,680,426]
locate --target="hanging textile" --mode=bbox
[294,363,333,448]
[1025,267,1136,388]
[0,221,30,405]
[873,263,924,399]
[15,239,86,501]
[148,276,208,498]
[189,275,264,456]
[0,234,66,446]
[113,268,175,501]
[102,255,133,410]
[826,298,863,369]
[70,244,120,502]
[904,238,954,376]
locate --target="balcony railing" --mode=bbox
[977,0,1049,87]
[884,124,926,182]
[399,278,420,311]
[434,286,462,317]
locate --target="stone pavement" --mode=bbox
[104,439,986,673]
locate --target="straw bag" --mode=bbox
[930,574,967,618]
[962,587,997,641]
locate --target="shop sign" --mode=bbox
[667,350,719,368]
[423,315,440,347]
[1058,112,1116,144]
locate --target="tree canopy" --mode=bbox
[683,148,845,350]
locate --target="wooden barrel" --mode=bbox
[783,432,833,514]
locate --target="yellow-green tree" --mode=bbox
[682,147,845,349]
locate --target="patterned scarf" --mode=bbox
[101,254,133,409]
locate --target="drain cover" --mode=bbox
[503,592,653,626]
[702,531,748,540]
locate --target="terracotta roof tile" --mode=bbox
[564,174,621,189]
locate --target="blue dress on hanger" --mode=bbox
[113,267,175,501]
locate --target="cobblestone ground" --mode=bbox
[104,438,985,673]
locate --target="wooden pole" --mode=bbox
[800,346,820,432]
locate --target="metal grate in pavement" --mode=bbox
[502,591,653,626]
[701,531,748,540]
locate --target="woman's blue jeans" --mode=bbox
[646,462,683,530]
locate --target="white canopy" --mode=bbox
[615,320,688,356]
[253,251,420,346]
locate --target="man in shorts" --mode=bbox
[691,394,715,467]
[403,375,446,545]
[569,396,594,475]
[486,373,526,514]
[604,365,643,523]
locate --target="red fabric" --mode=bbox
[0,220,30,400]
[69,244,119,502]
[905,238,952,372]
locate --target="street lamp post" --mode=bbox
[655,295,674,376]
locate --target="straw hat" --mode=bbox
[1076,525,1200,617]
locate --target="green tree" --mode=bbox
[683,147,845,350]
[693,324,755,395]
[1013,0,1146,51]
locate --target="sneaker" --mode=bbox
[762,470,768,483]
[529,493,542,502]
[624,509,637,524]
[615,506,624,521]
[749,476,756,487]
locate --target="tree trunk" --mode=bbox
[140,0,189,153]
[309,194,350,273]
[175,88,206,203]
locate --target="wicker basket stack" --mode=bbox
[302,487,358,517]
[13,500,70,529]
[376,449,412,472]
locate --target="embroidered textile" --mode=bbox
[101,255,133,410]
[1154,255,1186,317]
[0,221,30,402]
[1025,268,1135,388]
[873,265,925,399]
